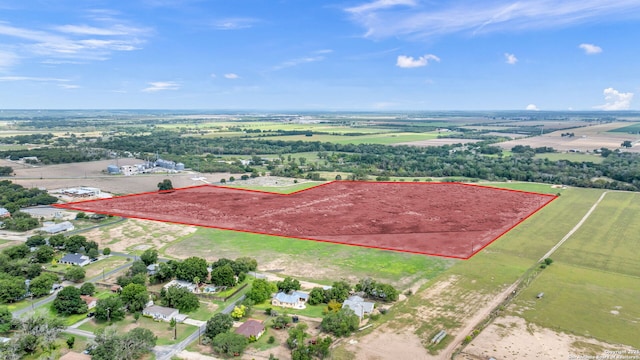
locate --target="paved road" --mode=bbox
[154,295,246,360]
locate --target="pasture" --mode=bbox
[261,132,441,145]
[534,152,605,163]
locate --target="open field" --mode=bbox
[608,122,640,133]
[58,182,555,259]
[497,122,640,152]
[394,138,481,147]
[534,152,605,163]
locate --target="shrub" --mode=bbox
[267,336,275,344]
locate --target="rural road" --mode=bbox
[153,295,246,360]
[448,191,609,359]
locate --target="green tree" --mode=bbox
[64,235,87,253]
[95,295,125,322]
[210,264,236,287]
[231,305,246,320]
[140,249,158,266]
[308,287,325,305]
[120,283,148,313]
[325,281,351,303]
[66,335,75,349]
[157,179,174,191]
[28,273,59,298]
[64,266,86,283]
[0,273,26,303]
[320,308,359,337]
[3,244,30,260]
[277,277,301,293]
[247,279,277,304]
[25,235,46,247]
[87,248,100,260]
[92,326,156,360]
[161,285,200,312]
[80,282,96,296]
[53,286,87,316]
[0,306,11,332]
[204,313,234,340]
[211,332,248,356]
[48,234,66,248]
[33,245,54,263]
[128,260,147,276]
[102,247,111,256]
[622,140,633,148]
[176,257,208,282]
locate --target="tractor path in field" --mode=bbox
[447,191,609,359]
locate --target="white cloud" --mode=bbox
[504,53,518,64]
[345,0,640,40]
[0,51,19,70]
[0,76,69,82]
[224,73,239,79]
[59,84,80,89]
[396,54,440,68]
[595,87,633,110]
[579,43,602,54]
[212,18,259,30]
[273,56,325,70]
[210,73,217,78]
[142,81,180,92]
[526,104,539,110]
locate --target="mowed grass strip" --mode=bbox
[534,152,605,164]
[512,262,640,348]
[552,191,640,277]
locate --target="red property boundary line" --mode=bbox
[54,181,557,260]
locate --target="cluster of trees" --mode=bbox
[159,285,199,312]
[49,234,102,259]
[0,311,64,360]
[354,278,399,302]
[0,133,55,145]
[203,313,248,356]
[101,131,640,190]
[0,180,58,231]
[286,323,332,360]
[0,167,12,176]
[91,326,157,360]
[0,147,107,165]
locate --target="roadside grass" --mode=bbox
[48,305,87,326]
[184,301,218,321]
[510,262,640,348]
[552,191,640,277]
[534,152,605,164]
[161,228,454,288]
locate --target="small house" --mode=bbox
[0,208,10,218]
[163,279,196,293]
[235,319,265,340]
[111,285,122,293]
[142,305,184,322]
[271,291,309,309]
[146,263,159,275]
[41,221,75,234]
[342,295,375,320]
[80,295,98,309]
[59,253,90,267]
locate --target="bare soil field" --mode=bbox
[81,218,197,253]
[498,122,640,152]
[394,138,481,147]
[461,315,638,360]
[57,182,555,259]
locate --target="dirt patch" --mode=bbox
[177,350,221,360]
[81,218,197,252]
[461,315,638,360]
[58,182,555,259]
[345,326,428,360]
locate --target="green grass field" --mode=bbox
[262,132,441,145]
[552,191,640,277]
[222,181,325,194]
[607,122,640,133]
[534,152,605,163]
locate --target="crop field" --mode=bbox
[534,152,605,163]
[608,122,640,133]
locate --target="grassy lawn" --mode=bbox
[185,301,218,321]
[253,301,326,319]
[162,227,454,288]
[48,305,88,326]
[511,262,640,348]
[78,314,197,345]
[534,152,605,163]
[83,255,131,279]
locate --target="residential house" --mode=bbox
[146,263,159,275]
[235,319,265,340]
[271,291,309,309]
[110,285,122,293]
[342,295,375,321]
[80,295,98,309]
[142,305,187,322]
[59,253,90,267]
[163,279,196,292]
[41,221,75,234]
[0,208,10,218]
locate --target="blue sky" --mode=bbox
[1,0,639,110]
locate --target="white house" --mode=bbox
[271,291,309,309]
[41,221,75,234]
[142,305,186,322]
[59,253,90,267]
[163,279,196,292]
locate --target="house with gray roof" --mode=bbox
[0,208,10,218]
[342,295,375,320]
[41,221,74,234]
[271,291,309,309]
[59,253,90,267]
[142,304,187,322]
